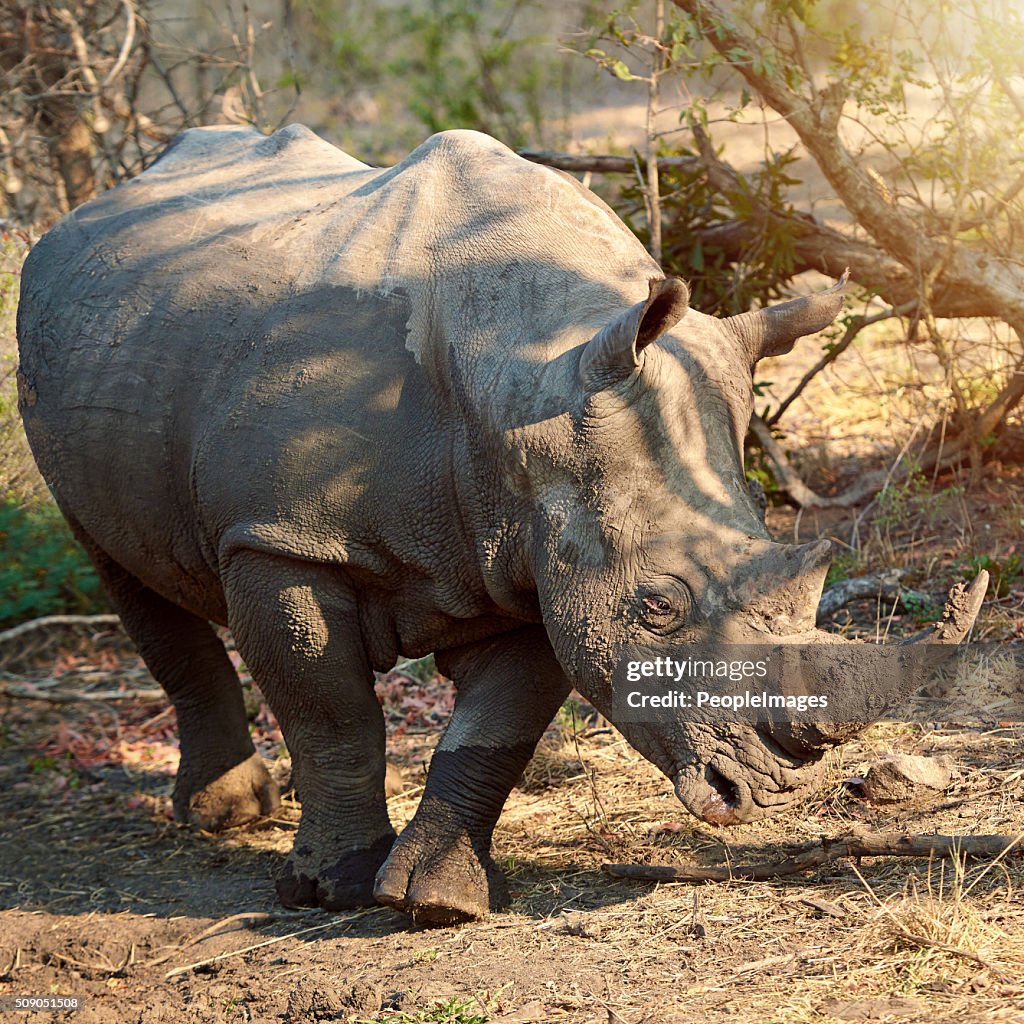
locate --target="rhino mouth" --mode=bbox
[672,740,822,826]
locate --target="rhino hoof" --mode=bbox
[174,751,281,831]
[373,803,509,927]
[277,833,396,911]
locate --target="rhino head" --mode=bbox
[516,274,984,825]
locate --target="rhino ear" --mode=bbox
[579,277,690,389]
[725,270,848,364]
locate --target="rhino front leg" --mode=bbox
[374,628,571,926]
[223,551,395,910]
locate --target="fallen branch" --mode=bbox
[518,149,699,175]
[0,683,163,702]
[749,415,885,508]
[816,572,930,624]
[0,614,122,647]
[603,831,1024,883]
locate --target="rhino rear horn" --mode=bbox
[726,270,849,364]
[579,277,690,389]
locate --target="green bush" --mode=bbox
[0,497,108,629]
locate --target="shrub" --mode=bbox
[0,497,108,629]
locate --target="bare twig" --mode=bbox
[645,0,665,264]
[101,0,136,87]
[766,302,917,427]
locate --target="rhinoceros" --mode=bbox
[17,124,983,925]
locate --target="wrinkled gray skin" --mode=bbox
[17,126,983,926]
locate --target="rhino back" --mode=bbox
[17,123,657,638]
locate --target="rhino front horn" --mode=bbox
[579,276,690,388]
[776,571,990,753]
[726,269,849,363]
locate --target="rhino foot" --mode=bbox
[174,751,281,831]
[373,798,509,927]
[277,832,397,911]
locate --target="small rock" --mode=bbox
[862,754,956,803]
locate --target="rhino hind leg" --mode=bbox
[222,551,396,910]
[79,540,280,830]
[374,628,572,926]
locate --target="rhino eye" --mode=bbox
[638,587,691,634]
[643,595,673,615]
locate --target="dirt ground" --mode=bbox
[5,12,1024,1019]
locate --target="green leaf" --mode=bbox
[610,59,634,81]
[690,238,704,271]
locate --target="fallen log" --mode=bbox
[603,831,1023,883]
[517,149,700,175]
[816,572,930,624]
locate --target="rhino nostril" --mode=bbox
[707,765,738,803]
[701,765,740,823]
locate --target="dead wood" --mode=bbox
[0,614,122,647]
[0,683,164,702]
[603,831,1024,883]
[518,149,700,175]
[816,572,930,624]
[749,415,885,508]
